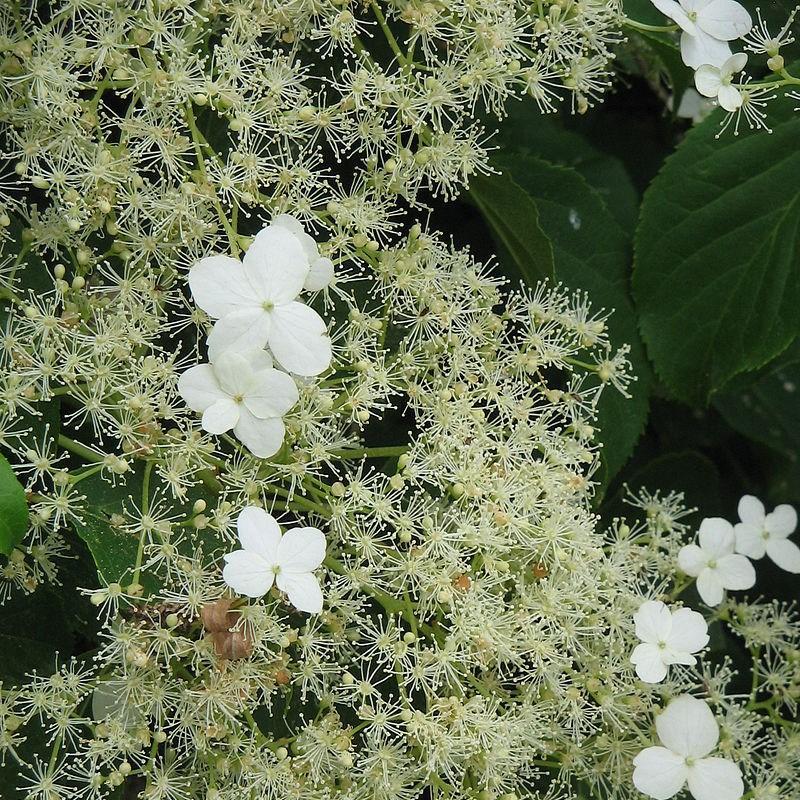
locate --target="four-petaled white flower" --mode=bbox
[734,495,800,573]
[649,0,752,68]
[631,600,709,683]
[271,214,335,292]
[178,349,298,458]
[189,222,332,376]
[678,517,755,606]
[633,695,744,800]
[694,53,747,111]
[223,506,326,613]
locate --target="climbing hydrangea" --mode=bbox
[0,3,798,800]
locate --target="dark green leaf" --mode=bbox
[0,453,28,556]
[633,95,800,405]
[713,338,800,460]
[0,588,73,682]
[469,171,555,284]
[495,103,640,232]
[491,154,652,488]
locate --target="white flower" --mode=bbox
[222,506,326,613]
[649,0,752,68]
[630,600,709,683]
[734,495,800,573]
[694,53,747,111]
[673,87,716,123]
[271,214,335,292]
[678,518,755,606]
[188,223,332,376]
[633,695,744,800]
[178,349,298,458]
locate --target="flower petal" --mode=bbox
[222,549,274,598]
[304,257,335,292]
[188,255,254,318]
[678,544,707,577]
[698,517,735,557]
[694,65,722,98]
[237,506,281,561]
[268,301,332,377]
[275,571,323,613]
[207,308,272,361]
[766,537,800,573]
[687,757,744,800]
[212,350,255,397]
[243,368,299,419]
[201,398,240,434]
[737,494,765,525]
[634,600,673,644]
[696,0,752,40]
[657,695,719,758]
[632,746,688,799]
[734,522,766,559]
[765,504,797,538]
[651,0,697,33]
[666,608,709,654]
[271,214,319,262]
[696,568,725,606]
[234,408,287,458]
[178,364,223,412]
[717,83,742,112]
[631,643,669,683]
[680,29,732,69]
[242,225,308,304]
[277,526,327,573]
[716,553,756,591]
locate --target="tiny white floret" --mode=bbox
[223,506,326,613]
[630,600,709,683]
[734,494,800,573]
[677,517,755,606]
[633,695,744,800]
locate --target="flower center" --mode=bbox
[262,300,275,311]
[657,641,667,650]
[762,529,770,540]
[687,10,697,21]
[707,559,717,569]
[233,394,244,403]
[271,564,281,576]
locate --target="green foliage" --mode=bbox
[714,340,800,462]
[0,588,73,682]
[472,150,651,488]
[633,95,800,405]
[469,170,555,284]
[0,453,28,556]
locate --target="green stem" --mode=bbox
[623,18,679,32]
[328,445,409,459]
[57,434,105,464]
[131,460,154,587]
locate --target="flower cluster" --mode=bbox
[0,3,797,800]
[644,0,800,133]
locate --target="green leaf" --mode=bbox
[469,170,555,284]
[633,95,800,405]
[491,153,652,488]
[70,465,224,591]
[713,338,800,461]
[0,453,28,556]
[494,104,640,232]
[0,588,73,682]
